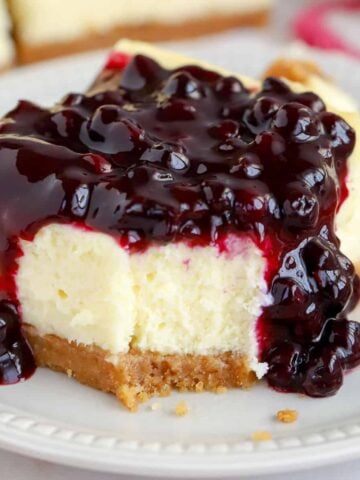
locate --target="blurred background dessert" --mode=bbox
[5,0,273,64]
[0,1,359,69]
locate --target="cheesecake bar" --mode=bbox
[0,40,360,410]
[8,0,273,64]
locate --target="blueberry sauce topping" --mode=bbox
[0,53,358,395]
[0,301,35,383]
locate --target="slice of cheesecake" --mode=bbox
[0,40,360,410]
[0,0,14,70]
[8,0,273,64]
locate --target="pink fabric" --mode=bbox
[293,0,360,59]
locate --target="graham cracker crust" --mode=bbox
[13,9,269,65]
[24,325,256,411]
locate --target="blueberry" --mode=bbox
[244,97,280,134]
[85,107,144,155]
[179,219,202,236]
[265,342,305,392]
[202,180,235,216]
[254,131,286,157]
[293,91,326,113]
[61,93,85,107]
[230,153,263,179]
[302,238,354,305]
[157,99,196,121]
[215,76,245,98]
[321,112,355,160]
[303,347,343,397]
[282,182,319,229]
[162,72,204,100]
[272,102,320,143]
[270,277,309,320]
[208,120,239,141]
[50,109,85,139]
[301,167,326,189]
[234,183,277,223]
[0,301,35,385]
[326,319,360,370]
[262,77,291,96]
[120,54,164,91]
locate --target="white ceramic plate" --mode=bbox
[0,33,359,478]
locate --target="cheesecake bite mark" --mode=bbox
[0,49,358,403]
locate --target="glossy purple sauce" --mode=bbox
[0,52,358,396]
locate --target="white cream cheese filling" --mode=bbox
[16,224,270,378]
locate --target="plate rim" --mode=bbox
[2,401,360,477]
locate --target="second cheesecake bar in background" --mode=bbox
[7,0,273,64]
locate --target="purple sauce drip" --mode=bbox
[0,301,35,383]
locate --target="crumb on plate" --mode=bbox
[251,431,272,442]
[175,400,189,416]
[276,409,298,423]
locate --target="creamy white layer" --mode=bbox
[0,0,14,68]
[16,224,270,377]
[8,0,272,45]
